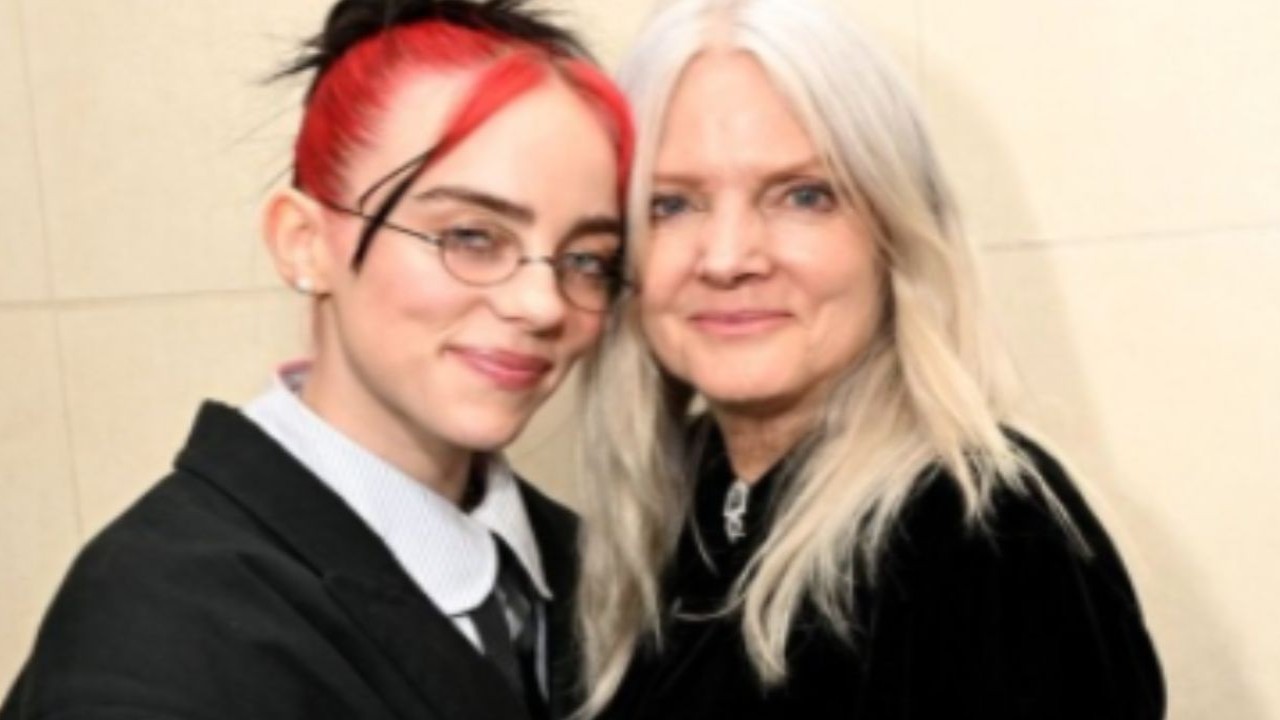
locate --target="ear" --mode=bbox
[262,187,337,295]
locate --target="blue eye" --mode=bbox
[649,194,691,221]
[785,183,837,211]
[560,251,612,276]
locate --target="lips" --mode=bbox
[689,309,791,337]
[452,347,553,390]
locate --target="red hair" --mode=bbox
[294,20,633,207]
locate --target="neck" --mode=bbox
[712,404,816,483]
[300,358,474,506]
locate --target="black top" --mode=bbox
[1,402,580,720]
[599,425,1165,719]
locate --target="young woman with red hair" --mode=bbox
[2,2,631,719]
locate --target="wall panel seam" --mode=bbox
[15,0,85,540]
[0,286,291,313]
[984,221,1280,254]
[13,0,52,299]
[51,309,86,542]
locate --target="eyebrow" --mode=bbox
[564,216,624,243]
[413,184,620,244]
[411,185,535,225]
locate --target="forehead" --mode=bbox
[655,50,817,175]
[343,67,618,216]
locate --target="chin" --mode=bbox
[443,413,531,453]
[701,377,813,418]
[693,373,784,403]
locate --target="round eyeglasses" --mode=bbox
[319,200,626,313]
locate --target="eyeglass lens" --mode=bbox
[434,224,620,312]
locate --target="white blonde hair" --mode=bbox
[574,0,1056,714]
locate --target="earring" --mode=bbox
[295,276,314,294]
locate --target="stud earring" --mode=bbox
[295,277,314,294]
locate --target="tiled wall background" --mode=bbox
[1,0,1276,715]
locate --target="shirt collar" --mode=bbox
[242,363,552,616]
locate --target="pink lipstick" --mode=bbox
[453,348,552,390]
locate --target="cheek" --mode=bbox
[565,312,607,357]
[637,297,687,378]
[809,263,885,361]
[785,229,883,339]
[637,236,693,311]
[355,248,475,333]
[635,241,684,353]
[637,265,679,332]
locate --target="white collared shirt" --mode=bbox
[241,366,552,658]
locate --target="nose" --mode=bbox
[695,201,771,286]
[491,258,568,332]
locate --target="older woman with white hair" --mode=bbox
[572,0,1165,717]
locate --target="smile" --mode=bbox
[689,310,791,338]
[452,347,553,391]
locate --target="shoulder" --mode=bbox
[1000,428,1101,536]
[8,476,290,714]
[40,467,320,651]
[893,430,1112,566]
[875,430,1154,637]
[77,454,299,578]
[858,432,1165,717]
[50,398,335,607]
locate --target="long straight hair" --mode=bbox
[575,0,1058,714]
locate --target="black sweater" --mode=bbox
[599,427,1165,719]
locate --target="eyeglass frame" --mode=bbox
[315,196,629,313]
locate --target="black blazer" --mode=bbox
[2,402,580,720]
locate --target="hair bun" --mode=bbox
[279,0,589,86]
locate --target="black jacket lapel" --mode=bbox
[176,402,529,720]
[323,573,529,720]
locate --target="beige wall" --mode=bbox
[1,0,1276,716]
